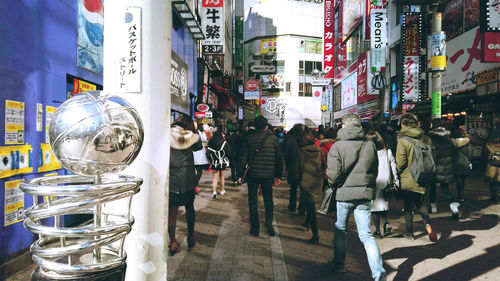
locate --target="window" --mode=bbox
[298,60,322,97]
[345,26,368,67]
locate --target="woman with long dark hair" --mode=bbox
[207,130,231,198]
[365,131,399,238]
[169,114,202,255]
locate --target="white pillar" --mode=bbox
[103,1,171,280]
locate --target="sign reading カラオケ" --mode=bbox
[202,0,224,54]
[323,0,334,78]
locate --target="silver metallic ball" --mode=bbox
[49,91,144,176]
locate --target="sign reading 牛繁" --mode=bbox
[202,0,224,54]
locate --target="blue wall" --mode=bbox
[0,0,103,262]
[172,13,198,102]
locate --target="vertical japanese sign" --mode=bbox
[324,0,335,78]
[336,3,347,74]
[357,52,373,103]
[4,179,24,226]
[323,85,334,112]
[235,17,244,66]
[171,51,189,114]
[402,14,421,101]
[370,9,387,72]
[5,100,25,145]
[36,103,43,132]
[77,0,104,74]
[45,106,57,143]
[117,7,142,93]
[202,0,224,54]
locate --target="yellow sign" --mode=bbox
[38,143,62,173]
[260,38,277,53]
[0,144,33,179]
[4,179,24,226]
[476,70,498,86]
[430,56,446,69]
[73,79,97,95]
[5,100,25,144]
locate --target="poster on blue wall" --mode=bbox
[77,0,104,74]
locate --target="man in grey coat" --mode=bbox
[326,114,386,281]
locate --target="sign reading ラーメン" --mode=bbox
[171,51,189,114]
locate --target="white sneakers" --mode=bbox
[212,190,226,198]
[430,203,438,213]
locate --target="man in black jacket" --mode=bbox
[326,114,386,281]
[238,116,283,237]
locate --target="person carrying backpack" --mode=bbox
[207,130,231,198]
[396,113,437,242]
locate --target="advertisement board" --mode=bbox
[402,13,421,101]
[370,9,387,72]
[77,0,104,74]
[342,0,364,41]
[260,74,285,90]
[442,27,500,94]
[482,32,500,62]
[464,0,480,32]
[171,51,189,113]
[261,39,277,53]
[324,0,335,78]
[341,72,357,109]
[429,33,447,70]
[488,0,500,29]
[202,0,224,54]
[444,0,464,41]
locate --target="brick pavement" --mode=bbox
[6,171,500,281]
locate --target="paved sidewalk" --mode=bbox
[6,172,500,280]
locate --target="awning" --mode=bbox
[172,1,204,40]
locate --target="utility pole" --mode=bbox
[430,5,445,120]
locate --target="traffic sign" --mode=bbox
[371,74,387,90]
[245,78,259,91]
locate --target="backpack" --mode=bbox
[207,141,230,169]
[403,136,436,185]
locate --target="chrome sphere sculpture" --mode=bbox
[20,91,144,278]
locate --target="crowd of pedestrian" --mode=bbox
[168,111,500,281]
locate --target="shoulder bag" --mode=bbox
[239,135,268,185]
[318,142,364,215]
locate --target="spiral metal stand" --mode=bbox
[19,174,142,280]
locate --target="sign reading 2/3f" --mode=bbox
[202,45,223,53]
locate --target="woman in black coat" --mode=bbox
[207,130,231,198]
[169,114,202,255]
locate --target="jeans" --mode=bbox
[247,178,274,231]
[334,201,386,280]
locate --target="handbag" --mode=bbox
[318,142,364,215]
[383,150,400,197]
[488,152,500,167]
[239,134,268,185]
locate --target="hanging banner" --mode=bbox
[45,106,57,143]
[324,0,335,78]
[116,7,142,93]
[323,85,334,112]
[202,0,224,54]
[432,92,442,115]
[402,13,421,101]
[4,179,24,227]
[77,0,104,74]
[312,86,323,102]
[5,100,25,145]
[370,9,387,72]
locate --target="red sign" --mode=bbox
[482,32,500,63]
[404,15,420,57]
[336,1,346,75]
[402,103,416,111]
[357,52,371,103]
[245,79,259,91]
[196,103,210,112]
[202,0,223,7]
[324,0,335,78]
[194,112,206,118]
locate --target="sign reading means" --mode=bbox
[250,65,276,73]
[370,9,387,72]
[371,74,387,90]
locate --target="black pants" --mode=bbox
[455,175,466,201]
[195,165,204,186]
[429,182,454,204]
[401,190,431,234]
[230,158,238,183]
[248,178,274,231]
[288,181,298,210]
[304,202,318,237]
